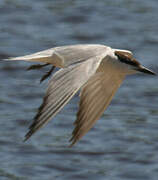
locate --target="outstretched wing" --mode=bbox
[5,44,109,68]
[70,69,125,146]
[24,54,105,141]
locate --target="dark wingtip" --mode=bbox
[68,140,75,148]
[27,63,49,71]
[40,66,56,83]
[23,135,29,142]
[23,131,33,142]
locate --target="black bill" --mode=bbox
[137,66,156,75]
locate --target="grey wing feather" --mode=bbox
[53,44,109,67]
[24,55,104,141]
[5,44,109,68]
[69,71,125,146]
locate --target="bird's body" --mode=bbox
[4,44,155,146]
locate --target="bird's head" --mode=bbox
[114,50,156,75]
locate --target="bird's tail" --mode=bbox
[3,56,26,61]
[3,54,52,64]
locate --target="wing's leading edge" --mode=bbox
[4,44,109,68]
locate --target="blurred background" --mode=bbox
[0,0,158,179]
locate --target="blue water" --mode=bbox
[0,0,158,179]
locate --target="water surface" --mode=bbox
[0,0,158,179]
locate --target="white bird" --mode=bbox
[4,44,156,146]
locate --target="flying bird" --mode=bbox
[4,44,156,146]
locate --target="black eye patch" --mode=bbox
[115,51,140,66]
